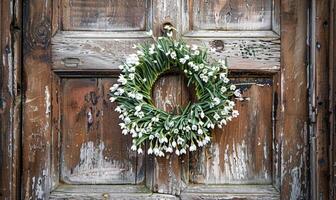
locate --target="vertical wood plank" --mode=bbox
[315,0,331,199]
[280,0,308,199]
[0,0,22,199]
[22,0,53,199]
[330,0,336,197]
[150,73,189,195]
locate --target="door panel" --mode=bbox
[62,0,147,31]
[61,78,142,184]
[190,77,273,185]
[190,0,273,31]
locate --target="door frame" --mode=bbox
[0,0,335,199]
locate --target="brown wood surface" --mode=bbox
[62,0,147,31]
[0,0,22,199]
[190,0,273,31]
[61,78,142,184]
[22,0,53,199]
[315,0,331,199]
[279,0,308,199]
[331,0,336,197]
[150,74,189,195]
[190,77,273,185]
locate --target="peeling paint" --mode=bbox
[63,141,135,184]
[44,86,51,115]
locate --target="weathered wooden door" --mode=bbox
[23,0,308,199]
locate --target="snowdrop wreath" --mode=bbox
[110,33,240,157]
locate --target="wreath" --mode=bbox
[110,31,240,157]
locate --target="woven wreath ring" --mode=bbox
[110,36,240,157]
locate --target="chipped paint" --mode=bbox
[204,139,270,184]
[44,86,51,115]
[63,141,135,184]
[31,176,44,200]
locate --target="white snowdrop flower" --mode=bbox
[148,147,153,155]
[213,97,221,105]
[200,112,205,119]
[132,132,137,138]
[227,116,233,121]
[221,86,227,93]
[138,132,143,138]
[135,93,143,100]
[137,111,145,118]
[153,147,160,155]
[185,126,191,132]
[117,88,125,95]
[193,65,199,71]
[124,117,131,124]
[219,73,226,80]
[183,69,188,74]
[146,30,153,36]
[128,66,136,72]
[230,85,236,90]
[202,68,208,74]
[200,74,208,83]
[198,120,204,126]
[180,148,186,155]
[223,77,230,83]
[122,129,128,135]
[149,135,154,140]
[175,149,180,155]
[234,89,241,97]
[135,105,142,112]
[204,136,211,142]
[159,151,165,157]
[170,51,177,59]
[232,110,239,118]
[220,119,227,125]
[189,144,197,151]
[151,116,159,122]
[126,54,140,65]
[119,123,126,129]
[137,50,144,56]
[115,106,122,113]
[228,101,235,107]
[110,84,119,92]
[174,129,179,134]
[132,44,137,49]
[166,146,173,153]
[137,148,143,154]
[214,113,220,120]
[149,48,155,55]
[179,58,187,64]
[172,141,177,147]
[177,137,184,145]
[131,145,137,151]
[197,129,203,135]
[197,140,204,147]
[192,50,200,56]
[191,44,198,51]
[192,125,197,131]
[129,73,135,80]
[143,78,147,82]
[167,31,173,37]
[118,65,124,70]
[109,97,116,102]
[117,75,127,85]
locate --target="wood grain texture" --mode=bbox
[49,185,178,200]
[279,0,308,199]
[62,0,148,31]
[52,35,280,73]
[22,0,53,199]
[190,0,272,31]
[0,0,22,199]
[61,78,142,184]
[150,74,190,195]
[315,0,331,199]
[331,0,336,197]
[189,77,274,185]
[181,185,280,200]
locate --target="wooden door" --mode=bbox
[22,0,308,199]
